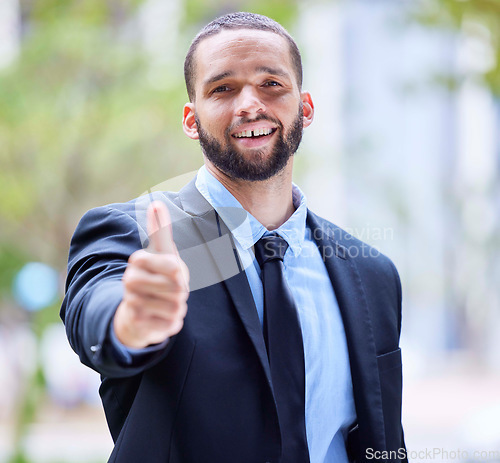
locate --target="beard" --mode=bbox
[196,104,304,182]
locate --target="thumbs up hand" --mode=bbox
[113,201,189,348]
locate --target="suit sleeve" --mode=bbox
[60,205,171,378]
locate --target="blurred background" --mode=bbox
[1,0,499,462]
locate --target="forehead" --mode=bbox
[193,29,294,84]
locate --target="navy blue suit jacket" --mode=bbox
[61,179,406,463]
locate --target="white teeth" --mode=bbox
[234,128,273,138]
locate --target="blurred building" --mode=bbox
[298,2,500,459]
[0,0,20,69]
[299,0,500,373]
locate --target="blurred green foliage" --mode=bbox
[183,0,298,28]
[8,300,65,463]
[1,2,297,461]
[0,245,29,295]
[412,0,500,96]
[1,0,195,275]
[0,0,299,282]
[10,366,45,463]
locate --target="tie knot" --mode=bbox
[254,234,289,267]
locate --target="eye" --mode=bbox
[212,85,230,94]
[263,81,281,87]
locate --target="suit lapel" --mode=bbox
[176,182,385,450]
[307,211,387,453]
[177,180,273,387]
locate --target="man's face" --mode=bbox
[183,29,313,181]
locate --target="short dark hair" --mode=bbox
[184,12,303,102]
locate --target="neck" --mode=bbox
[205,160,295,230]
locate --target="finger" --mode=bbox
[130,289,188,306]
[130,317,185,344]
[147,201,177,255]
[123,266,186,295]
[125,294,188,318]
[129,250,182,277]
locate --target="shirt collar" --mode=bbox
[195,165,307,256]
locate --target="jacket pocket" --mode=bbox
[377,348,402,373]
[377,348,404,459]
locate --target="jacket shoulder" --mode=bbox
[71,191,183,253]
[307,210,395,265]
[307,210,401,300]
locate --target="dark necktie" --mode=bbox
[254,233,310,463]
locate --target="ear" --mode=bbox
[300,92,314,129]
[182,103,199,140]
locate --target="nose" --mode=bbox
[235,86,266,117]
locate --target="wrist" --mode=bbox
[113,302,147,349]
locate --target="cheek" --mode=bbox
[263,95,299,120]
[200,106,232,134]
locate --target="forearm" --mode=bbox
[61,205,173,378]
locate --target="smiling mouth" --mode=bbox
[232,128,277,139]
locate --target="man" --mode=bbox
[61,12,406,463]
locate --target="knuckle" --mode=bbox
[174,268,189,289]
[128,250,144,264]
[170,279,184,293]
[174,293,185,305]
[122,271,131,285]
[127,292,143,309]
[179,301,188,318]
[123,273,140,292]
[175,299,189,317]
[123,264,135,278]
[171,319,184,336]
[122,273,134,290]
[169,292,185,306]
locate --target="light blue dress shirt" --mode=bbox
[111,166,357,462]
[195,166,357,463]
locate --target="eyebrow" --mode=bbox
[203,66,291,88]
[256,66,290,78]
[204,71,233,87]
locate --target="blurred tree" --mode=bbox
[412,0,500,96]
[0,0,198,277]
[0,0,299,281]
[0,2,296,461]
[0,0,300,377]
[0,1,195,276]
[182,0,298,29]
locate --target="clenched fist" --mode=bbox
[113,201,189,348]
